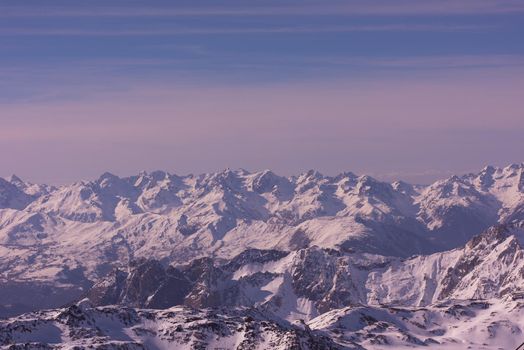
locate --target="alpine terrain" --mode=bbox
[1,163,524,349]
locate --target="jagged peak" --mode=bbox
[255,168,275,177]
[8,174,25,185]
[236,168,251,176]
[480,165,496,174]
[0,176,27,192]
[219,167,237,177]
[133,170,181,189]
[252,169,288,182]
[392,179,411,187]
[392,180,418,196]
[504,162,524,172]
[202,168,246,189]
[97,171,120,182]
[333,171,358,182]
[354,175,391,195]
[6,163,524,191]
[448,174,463,182]
[300,169,324,180]
[357,174,380,184]
[212,167,249,179]
[426,174,474,195]
[149,170,170,180]
[250,169,286,193]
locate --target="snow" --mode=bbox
[308,297,524,349]
[1,164,522,284]
[5,296,519,349]
[1,165,524,348]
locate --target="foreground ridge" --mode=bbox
[1,295,523,349]
[0,302,346,350]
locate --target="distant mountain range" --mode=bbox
[1,164,524,349]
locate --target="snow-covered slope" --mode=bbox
[309,296,524,349]
[0,301,342,350]
[76,222,524,324]
[2,295,523,349]
[366,222,524,305]
[1,164,524,317]
[417,164,524,247]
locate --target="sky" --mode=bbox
[1,0,523,184]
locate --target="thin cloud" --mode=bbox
[293,54,524,70]
[2,54,521,75]
[1,1,524,18]
[0,24,492,36]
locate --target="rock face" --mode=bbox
[86,259,192,309]
[80,223,524,324]
[86,249,290,311]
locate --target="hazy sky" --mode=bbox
[1,0,523,184]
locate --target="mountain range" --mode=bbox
[1,163,524,349]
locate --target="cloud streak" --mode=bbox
[2,1,524,18]
[2,53,523,107]
[2,54,521,80]
[0,24,494,37]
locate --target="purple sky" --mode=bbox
[1,0,523,184]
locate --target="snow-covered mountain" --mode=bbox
[0,164,524,270]
[3,222,524,349]
[80,222,524,321]
[1,164,524,349]
[1,164,524,313]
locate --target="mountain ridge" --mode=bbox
[1,163,523,318]
[2,222,524,349]
[1,163,524,348]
